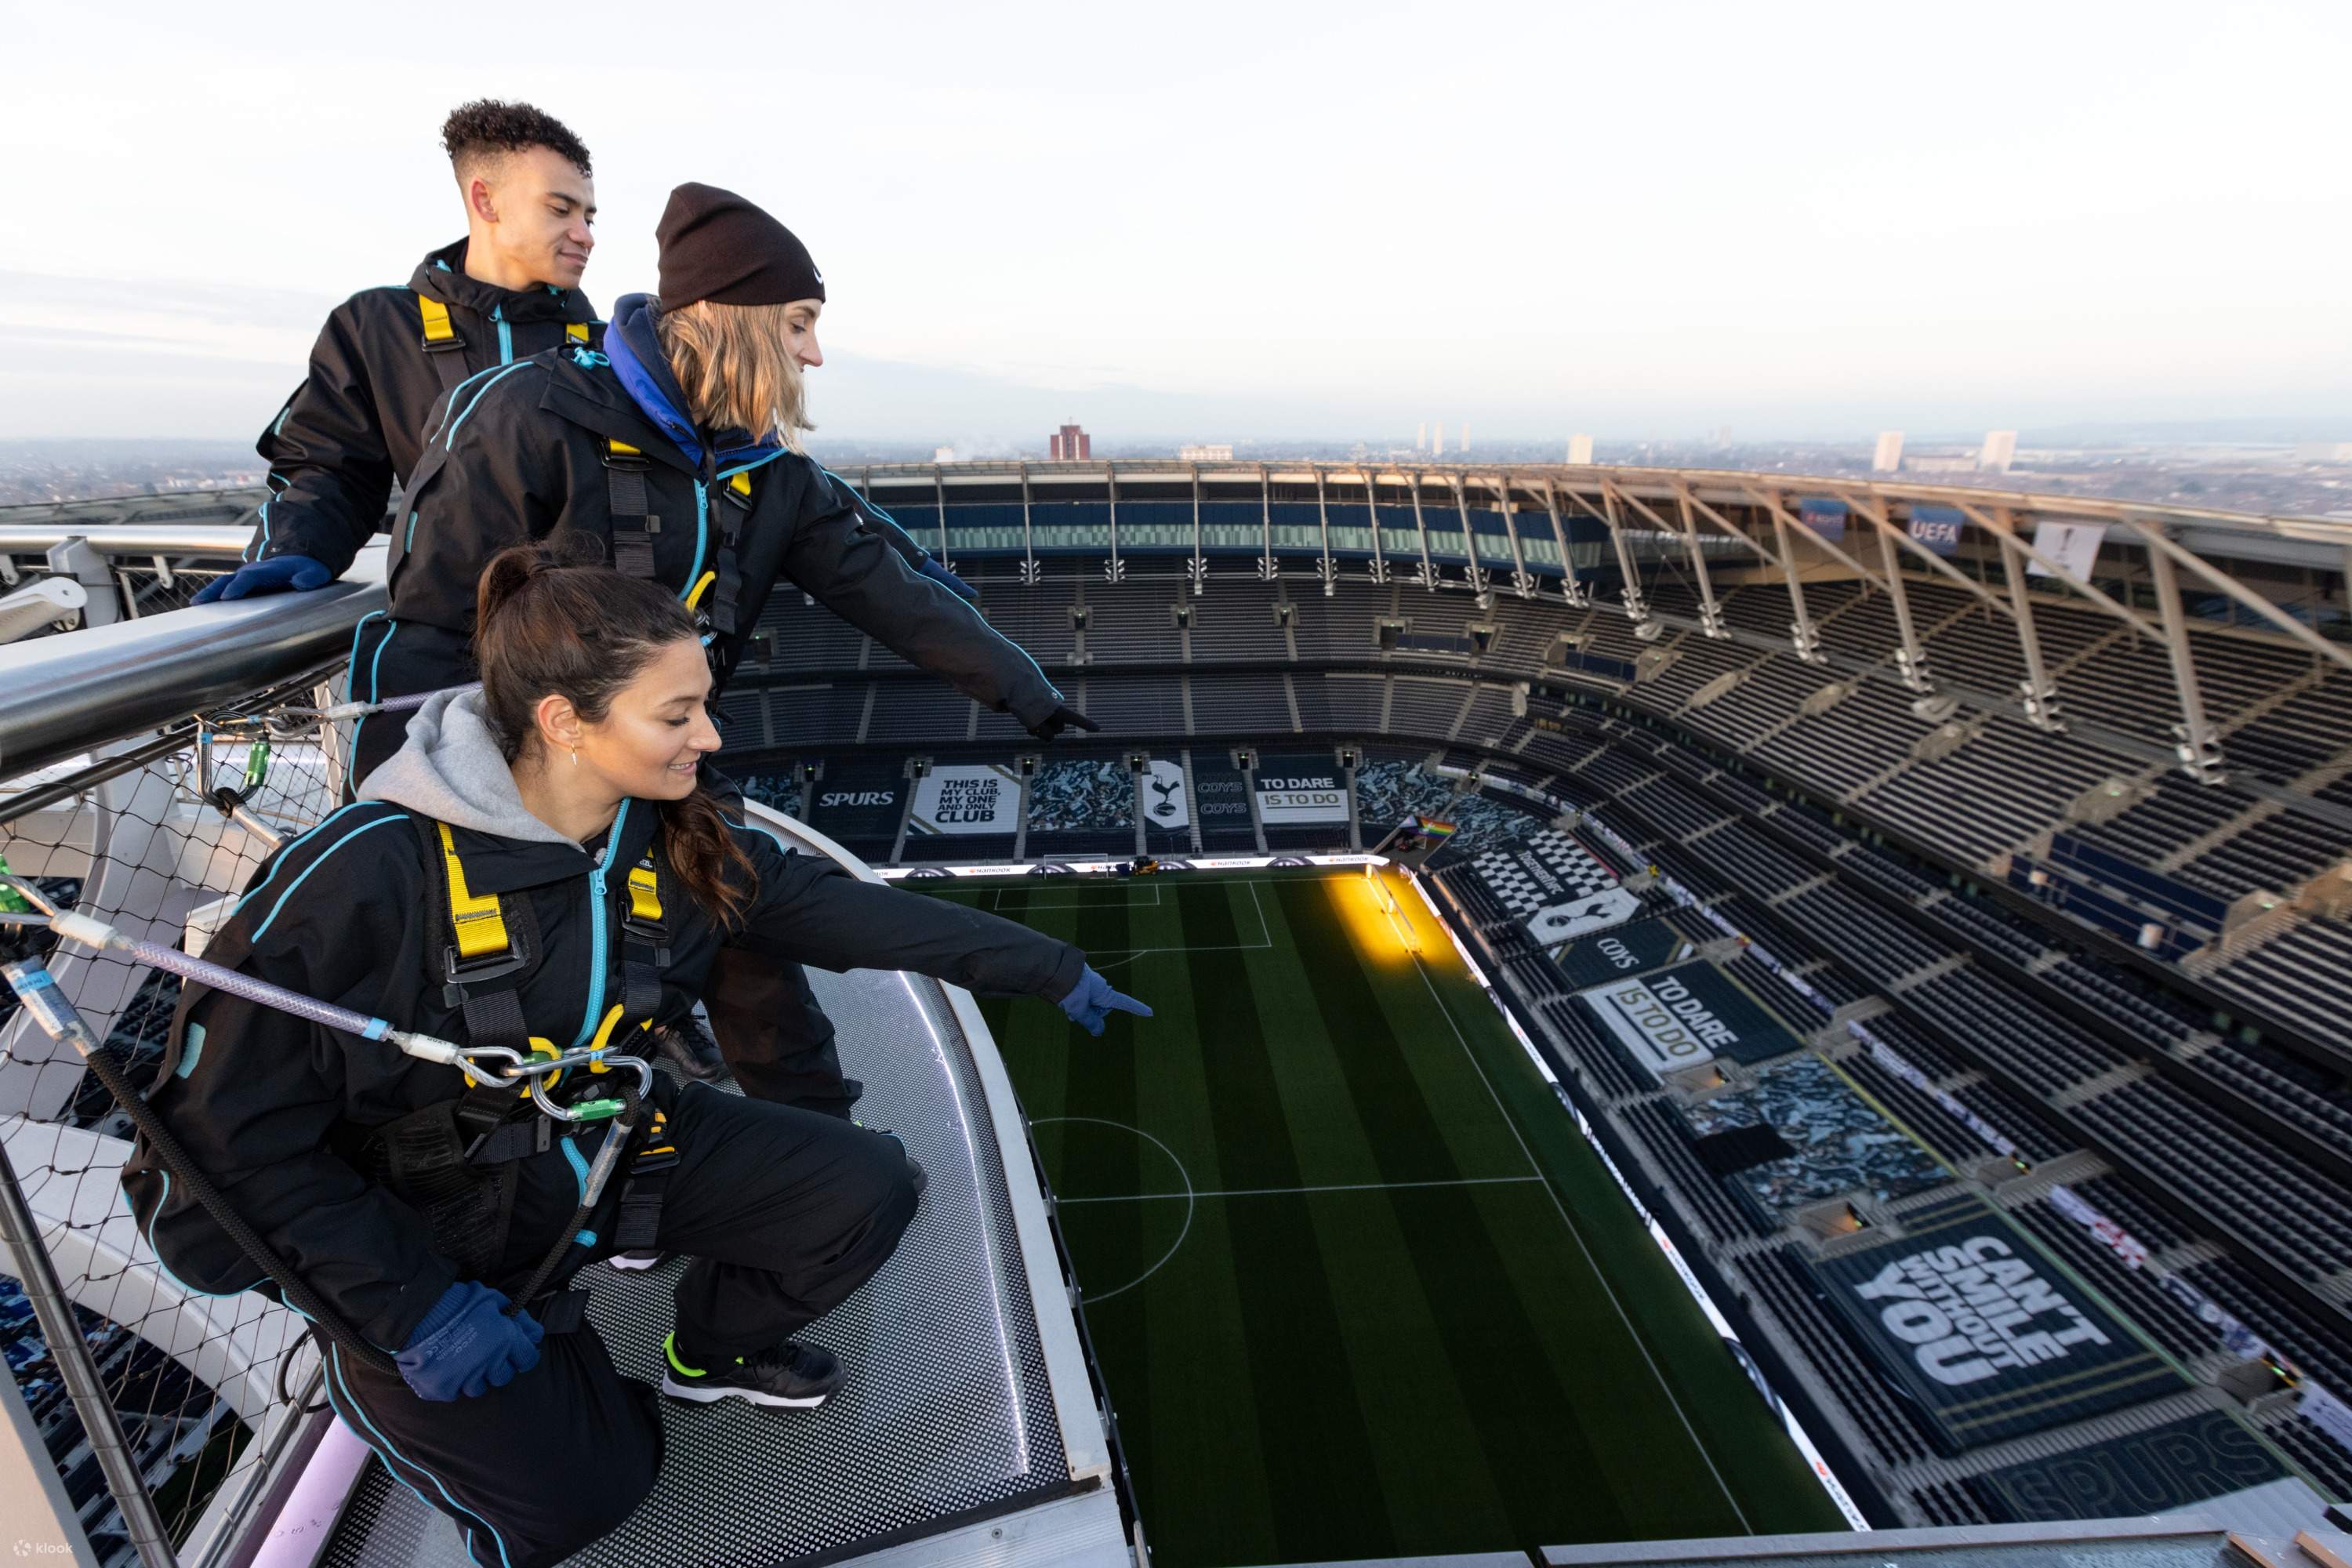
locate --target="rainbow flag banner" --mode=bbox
[1414,816,1458,838]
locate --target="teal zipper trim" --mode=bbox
[681,481,708,601]
[570,798,631,1047]
[680,448,793,601]
[494,304,513,364]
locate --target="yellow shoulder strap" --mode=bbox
[567,322,591,343]
[417,294,457,345]
[436,822,510,959]
[626,861,662,924]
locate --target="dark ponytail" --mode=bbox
[474,540,756,929]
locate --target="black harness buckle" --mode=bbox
[441,945,529,1010]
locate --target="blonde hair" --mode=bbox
[654,299,813,452]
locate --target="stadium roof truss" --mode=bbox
[826,461,2352,791]
[9,459,2352,793]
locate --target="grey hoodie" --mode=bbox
[358,687,578,848]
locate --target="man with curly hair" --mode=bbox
[195,100,603,605]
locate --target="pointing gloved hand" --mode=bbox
[917,557,979,604]
[1027,705,1101,742]
[395,1280,543,1403]
[191,554,335,604]
[1058,965,1152,1038]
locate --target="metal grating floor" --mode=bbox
[318,964,1081,1567]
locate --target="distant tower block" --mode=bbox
[1979,430,2017,472]
[1432,421,1446,456]
[1873,431,1905,473]
[1461,423,1471,454]
[1567,434,1595,465]
[1051,423,1091,462]
[934,446,956,464]
[1416,421,1428,452]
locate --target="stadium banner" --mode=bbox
[1907,504,1967,557]
[2027,519,2107,580]
[1795,497,1848,543]
[1027,759,1134,834]
[907,764,1023,836]
[1807,1199,2182,1453]
[1254,752,1351,824]
[805,763,906,840]
[1682,1055,1946,1211]
[1553,915,1694,990]
[1141,758,1190,832]
[1973,1410,2280,1522]
[1190,753,1256,844]
[1581,959,1797,1081]
[2303,1385,2352,1455]
[1577,960,1800,1080]
[1861,1034,2020,1160]
[1468,827,1640,945]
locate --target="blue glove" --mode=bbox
[191,554,334,604]
[1058,966,1152,1038]
[918,556,979,603]
[395,1281,543,1403]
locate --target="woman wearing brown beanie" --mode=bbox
[353,183,1098,1134]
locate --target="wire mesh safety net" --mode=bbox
[2,679,347,1568]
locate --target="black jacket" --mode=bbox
[249,240,601,578]
[382,328,1063,724]
[120,799,1083,1352]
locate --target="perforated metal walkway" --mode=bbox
[315,953,1126,1566]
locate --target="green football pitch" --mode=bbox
[923,868,1850,1566]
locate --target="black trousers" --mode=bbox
[322,1083,919,1568]
[347,621,858,1115]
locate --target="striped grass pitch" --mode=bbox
[926,869,1849,1566]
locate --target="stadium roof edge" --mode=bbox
[835,459,2352,544]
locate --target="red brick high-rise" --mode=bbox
[1050,423,1091,462]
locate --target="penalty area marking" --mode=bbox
[1031,1116,1195,1305]
[1079,880,1276,974]
[991,882,1164,911]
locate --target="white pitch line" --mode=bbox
[1057,1174,1544,1204]
[1406,949,1754,1534]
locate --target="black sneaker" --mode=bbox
[660,1333,843,1409]
[856,1123,927,1200]
[654,1022,728,1083]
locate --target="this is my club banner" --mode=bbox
[907,764,1022,836]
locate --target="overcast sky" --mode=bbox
[4,0,2348,447]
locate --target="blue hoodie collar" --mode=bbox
[604,293,782,472]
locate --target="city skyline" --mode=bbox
[2,1,2348,445]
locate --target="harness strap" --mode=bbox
[610,1106,679,1252]
[535,1289,591,1336]
[603,439,659,578]
[416,292,471,395]
[707,474,753,637]
[415,817,535,1058]
[618,857,670,1025]
[438,822,510,959]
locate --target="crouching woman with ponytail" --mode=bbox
[122,543,1148,1567]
